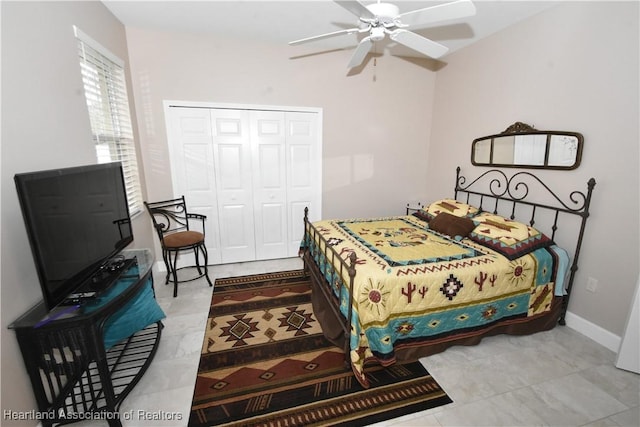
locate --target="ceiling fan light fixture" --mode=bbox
[370,26,385,41]
[365,2,400,25]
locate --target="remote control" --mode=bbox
[67,291,97,300]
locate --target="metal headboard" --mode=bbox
[454,167,596,324]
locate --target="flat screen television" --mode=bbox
[15,162,134,310]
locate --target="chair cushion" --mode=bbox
[163,230,204,248]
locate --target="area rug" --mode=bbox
[188,270,451,427]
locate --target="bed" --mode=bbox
[300,167,596,387]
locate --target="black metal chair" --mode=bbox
[144,196,213,297]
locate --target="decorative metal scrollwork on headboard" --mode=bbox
[455,167,596,215]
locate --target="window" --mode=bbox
[74,26,143,216]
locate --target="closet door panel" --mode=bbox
[290,145,312,186]
[259,203,285,244]
[211,109,256,263]
[219,205,251,246]
[167,107,221,265]
[286,112,322,255]
[251,111,288,260]
[217,145,244,189]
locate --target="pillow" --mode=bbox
[412,210,431,222]
[469,212,553,260]
[83,276,166,349]
[429,212,476,240]
[421,199,479,221]
[101,278,166,349]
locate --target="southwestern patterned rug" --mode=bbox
[188,270,451,427]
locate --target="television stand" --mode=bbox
[8,249,163,427]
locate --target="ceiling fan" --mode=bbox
[289,0,477,69]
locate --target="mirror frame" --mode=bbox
[471,122,584,170]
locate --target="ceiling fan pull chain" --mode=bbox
[373,44,377,83]
[373,42,377,67]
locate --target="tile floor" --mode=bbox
[81,258,638,427]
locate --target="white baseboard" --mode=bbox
[564,310,621,353]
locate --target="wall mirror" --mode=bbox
[472,122,583,170]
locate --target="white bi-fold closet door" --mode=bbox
[165,104,322,264]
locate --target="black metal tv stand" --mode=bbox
[8,249,162,427]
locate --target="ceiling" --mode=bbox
[102,1,557,60]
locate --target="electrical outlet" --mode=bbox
[586,277,598,292]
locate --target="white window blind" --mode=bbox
[74,26,143,216]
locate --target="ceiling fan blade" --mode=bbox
[397,0,477,28]
[334,0,375,20]
[347,37,373,68]
[390,30,449,59]
[289,27,361,45]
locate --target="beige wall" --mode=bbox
[428,1,639,336]
[0,1,150,423]
[124,28,437,221]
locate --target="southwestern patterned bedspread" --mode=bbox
[302,211,568,388]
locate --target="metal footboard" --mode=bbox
[302,207,357,361]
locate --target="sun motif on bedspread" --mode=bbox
[359,279,390,316]
[506,259,532,287]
